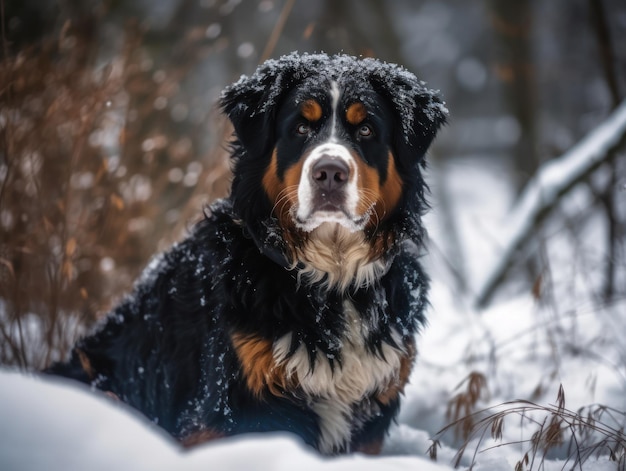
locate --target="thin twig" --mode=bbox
[260,0,296,63]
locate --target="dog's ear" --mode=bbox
[219,74,273,154]
[366,60,448,165]
[219,58,300,155]
[401,86,448,161]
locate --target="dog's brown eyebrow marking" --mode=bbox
[301,99,323,122]
[346,102,367,125]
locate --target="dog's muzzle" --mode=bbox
[294,143,363,232]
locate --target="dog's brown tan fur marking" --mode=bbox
[376,339,416,405]
[354,151,402,225]
[263,149,300,234]
[181,429,225,448]
[356,158,380,218]
[231,332,293,398]
[262,149,282,204]
[377,151,403,220]
[346,102,367,125]
[76,349,95,380]
[354,439,384,455]
[301,99,323,122]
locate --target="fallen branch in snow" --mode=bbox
[475,100,626,308]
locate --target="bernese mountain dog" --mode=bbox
[45,52,447,455]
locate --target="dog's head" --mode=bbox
[220,53,446,284]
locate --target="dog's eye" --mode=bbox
[358,124,373,138]
[296,123,311,136]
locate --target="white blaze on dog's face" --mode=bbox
[293,82,367,233]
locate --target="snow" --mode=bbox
[0,371,448,471]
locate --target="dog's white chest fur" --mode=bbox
[273,300,404,453]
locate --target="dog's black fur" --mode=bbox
[46,53,446,454]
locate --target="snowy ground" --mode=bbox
[1,155,625,470]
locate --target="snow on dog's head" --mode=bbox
[220,52,447,288]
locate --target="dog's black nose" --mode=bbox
[312,158,349,191]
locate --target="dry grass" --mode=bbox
[445,371,490,440]
[433,384,626,470]
[1,25,127,367]
[0,18,230,369]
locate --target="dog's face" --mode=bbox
[221,53,446,275]
[263,81,402,234]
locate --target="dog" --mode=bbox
[45,52,447,455]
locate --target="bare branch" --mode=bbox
[475,100,626,308]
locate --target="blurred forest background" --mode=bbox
[0,0,625,373]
